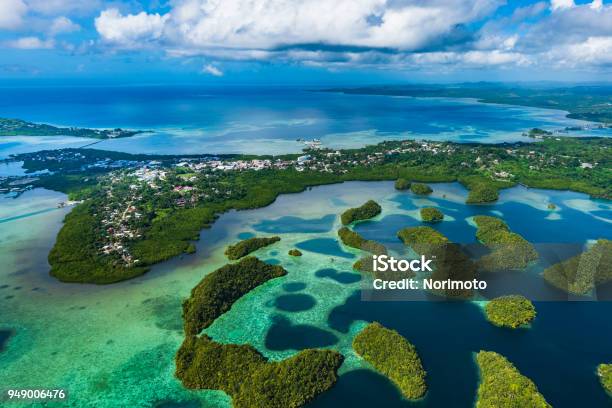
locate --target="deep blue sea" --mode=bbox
[1,85,610,159]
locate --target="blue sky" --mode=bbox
[0,0,611,84]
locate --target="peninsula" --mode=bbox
[1,134,609,284]
[0,118,145,139]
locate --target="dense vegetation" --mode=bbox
[394,178,411,190]
[338,227,387,255]
[460,175,511,204]
[473,216,538,272]
[353,322,426,400]
[18,133,608,284]
[476,351,551,408]
[420,207,443,223]
[0,118,143,139]
[397,226,449,254]
[288,249,302,257]
[543,239,612,295]
[182,257,287,335]
[340,200,382,225]
[410,183,433,195]
[598,364,612,394]
[176,335,343,408]
[485,295,536,328]
[225,236,281,260]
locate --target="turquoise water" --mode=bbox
[1,86,611,159]
[0,181,610,407]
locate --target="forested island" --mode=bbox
[397,226,449,254]
[473,216,539,272]
[0,118,145,139]
[598,364,612,395]
[420,207,443,223]
[475,351,551,407]
[338,227,386,255]
[225,236,281,260]
[182,257,286,335]
[340,200,382,225]
[484,295,536,328]
[352,322,427,400]
[1,134,609,284]
[543,239,612,295]
[175,256,343,407]
[411,183,433,195]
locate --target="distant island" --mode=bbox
[0,118,146,139]
[322,85,612,124]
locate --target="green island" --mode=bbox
[340,200,382,225]
[484,295,536,329]
[598,364,612,395]
[542,239,612,295]
[338,227,386,255]
[397,226,476,298]
[288,249,302,257]
[0,118,145,139]
[394,178,411,190]
[410,182,433,195]
[475,350,551,408]
[175,256,343,407]
[352,322,427,400]
[176,335,343,408]
[1,132,608,284]
[547,203,556,210]
[461,175,510,204]
[225,236,281,260]
[420,207,444,223]
[473,216,539,272]
[182,257,287,335]
[397,226,448,255]
[325,85,612,123]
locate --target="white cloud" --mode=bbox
[95,0,501,51]
[549,36,612,66]
[6,36,55,49]
[201,64,223,76]
[49,16,80,35]
[95,8,168,47]
[550,0,575,11]
[0,0,27,29]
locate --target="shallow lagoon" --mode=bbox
[1,86,611,159]
[0,181,611,407]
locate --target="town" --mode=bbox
[1,132,609,269]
